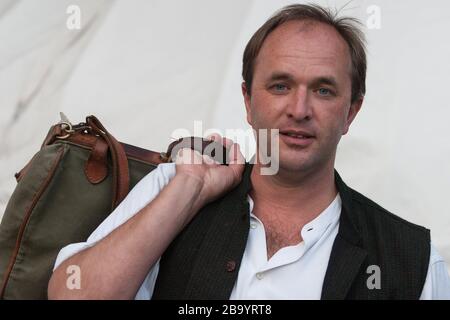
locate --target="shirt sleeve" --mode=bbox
[52,163,177,299]
[419,243,450,300]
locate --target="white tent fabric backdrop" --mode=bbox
[0,0,449,271]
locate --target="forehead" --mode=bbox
[254,20,352,79]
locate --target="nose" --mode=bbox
[286,87,312,121]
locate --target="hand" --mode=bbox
[175,134,245,208]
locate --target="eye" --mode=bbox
[270,83,289,93]
[317,88,332,96]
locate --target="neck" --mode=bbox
[249,159,338,224]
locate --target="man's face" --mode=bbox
[243,20,362,174]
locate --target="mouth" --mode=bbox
[279,129,315,147]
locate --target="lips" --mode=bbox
[280,129,314,137]
[279,129,315,147]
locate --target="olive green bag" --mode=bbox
[0,114,224,300]
[0,115,169,299]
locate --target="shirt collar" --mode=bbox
[240,163,360,247]
[247,193,342,250]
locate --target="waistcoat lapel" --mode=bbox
[184,164,253,299]
[321,170,367,299]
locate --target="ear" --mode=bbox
[242,82,253,125]
[342,97,363,135]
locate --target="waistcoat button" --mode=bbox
[226,260,236,272]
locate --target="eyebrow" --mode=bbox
[267,72,295,82]
[311,76,338,88]
[266,72,339,88]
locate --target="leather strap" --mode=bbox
[165,137,229,164]
[86,115,130,209]
[39,117,224,209]
[41,124,62,148]
[84,138,109,184]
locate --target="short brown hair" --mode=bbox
[242,3,367,104]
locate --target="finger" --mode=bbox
[221,137,235,149]
[206,133,234,149]
[228,143,245,179]
[206,134,228,152]
[202,154,219,165]
[175,148,184,163]
[175,148,202,165]
[206,133,222,142]
[228,143,245,164]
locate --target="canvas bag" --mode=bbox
[0,114,220,299]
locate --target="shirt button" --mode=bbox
[256,272,264,280]
[250,223,257,229]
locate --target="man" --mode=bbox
[48,4,450,299]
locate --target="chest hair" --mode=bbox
[261,215,303,260]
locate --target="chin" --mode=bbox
[278,145,335,177]
[278,152,316,173]
[279,161,313,173]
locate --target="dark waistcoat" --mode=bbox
[152,164,430,299]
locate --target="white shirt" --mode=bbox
[54,163,450,299]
